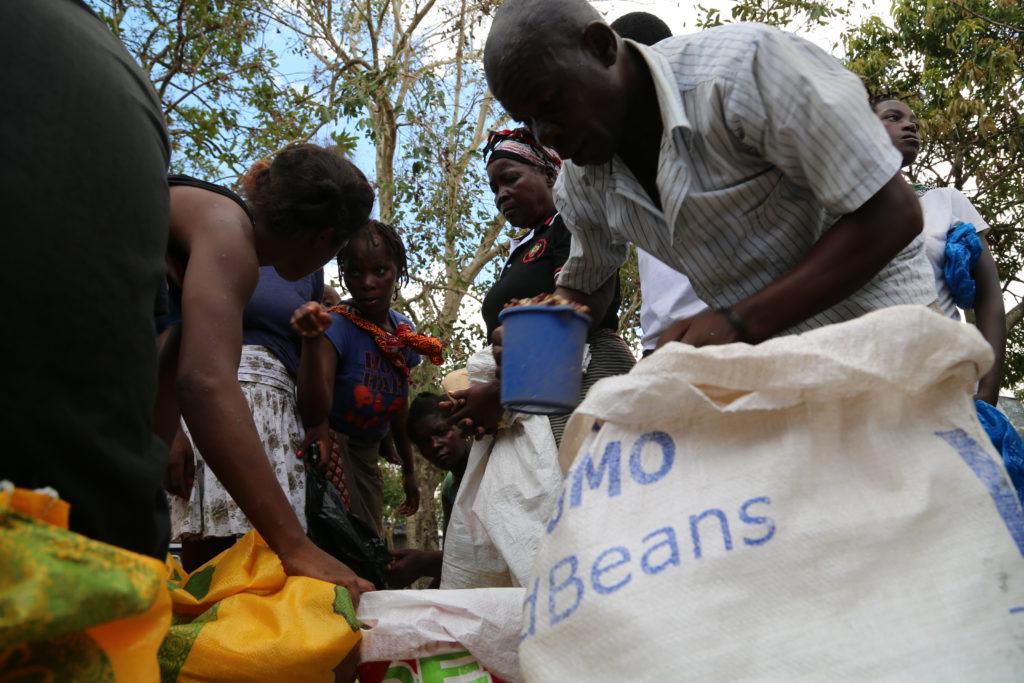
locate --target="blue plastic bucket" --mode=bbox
[498,304,591,414]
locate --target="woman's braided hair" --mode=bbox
[338,219,409,286]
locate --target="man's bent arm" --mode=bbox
[733,173,923,341]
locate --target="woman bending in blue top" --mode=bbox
[291,220,443,536]
[168,265,325,570]
[159,144,376,603]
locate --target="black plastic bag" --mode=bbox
[305,463,391,589]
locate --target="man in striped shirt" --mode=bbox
[483,0,936,347]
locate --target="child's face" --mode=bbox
[341,235,397,319]
[874,99,920,167]
[411,413,468,471]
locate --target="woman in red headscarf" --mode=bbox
[447,128,635,444]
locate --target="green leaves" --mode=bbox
[697,0,852,33]
[90,0,328,179]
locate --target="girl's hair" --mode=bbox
[338,219,409,285]
[238,143,374,239]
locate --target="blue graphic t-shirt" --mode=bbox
[324,306,421,440]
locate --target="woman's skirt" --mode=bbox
[170,345,307,540]
[548,328,636,446]
[323,429,385,538]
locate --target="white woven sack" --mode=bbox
[521,306,1024,681]
[358,588,525,681]
[441,348,566,589]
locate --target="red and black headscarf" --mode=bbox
[483,127,562,177]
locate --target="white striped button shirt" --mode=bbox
[554,24,936,335]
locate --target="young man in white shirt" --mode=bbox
[483,0,935,349]
[609,12,708,356]
[873,97,1004,404]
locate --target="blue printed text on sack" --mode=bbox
[522,430,776,641]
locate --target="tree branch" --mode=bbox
[1006,300,1024,333]
[459,213,507,283]
[947,0,1023,33]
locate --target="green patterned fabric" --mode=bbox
[0,632,115,683]
[0,489,167,682]
[0,510,161,650]
[181,565,215,601]
[158,604,219,683]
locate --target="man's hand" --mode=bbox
[297,423,330,469]
[441,380,503,439]
[384,548,442,588]
[397,471,420,516]
[290,301,332,337]
[656,310,741,349]
[164,428,196,499]
[279,540,375,606]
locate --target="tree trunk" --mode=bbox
[405,462,444,551]
[372,103,398,223]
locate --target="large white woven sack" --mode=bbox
[440,415,562,589]
[520,306,1024,681]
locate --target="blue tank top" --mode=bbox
[164,175,324,376]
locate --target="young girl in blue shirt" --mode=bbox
[292,220,442,536]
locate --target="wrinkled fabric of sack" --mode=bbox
[0,484,170,682]
[161,532,361,682]
[357,588,524,682]
[526,306,1024,681]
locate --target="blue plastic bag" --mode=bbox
[975,400,1024,507]
[944,222,982,309]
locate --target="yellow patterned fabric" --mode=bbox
[161,531,362,682]
[0,485,170,682]
[0,487,360,682]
